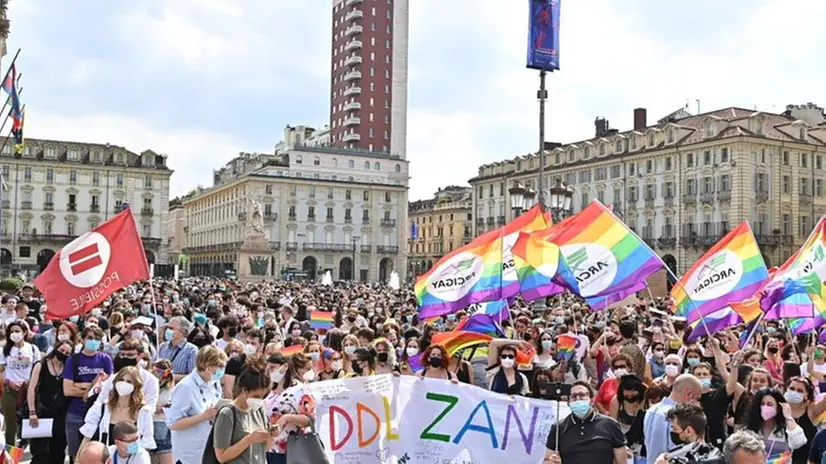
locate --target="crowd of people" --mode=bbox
[0,278,824,463]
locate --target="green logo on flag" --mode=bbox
[567,247,588,271]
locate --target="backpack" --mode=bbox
[202,405,237,464]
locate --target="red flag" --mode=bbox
[35,209,150,319]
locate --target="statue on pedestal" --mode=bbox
[249,199,265,235]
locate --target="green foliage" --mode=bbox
[0,277,22,291]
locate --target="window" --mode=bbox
[69,170,77,185]
[68,149,78,160]
[783,151,790,165]
[116,173,123,187]
[296,155,303,165]
[309,186,316,198]
[67,222,75,236]
[45,192,53,204]
[345,189,352,200]
[704,151,712,165]
[46,168,54,184]
[628,163,636,176]
[363,190,370,201]
[18,246,30,258]
[721,174,731,192]
[720,148,729,163]
[646,159,653,174]
[800,216,810,237]
[326,207,334,220]
[385,192,391,202]
[348,159,355,168]
[374,162,380,170]
[327,187,334,199]
[802,153,809,168]
[289,185,297,196]
[265,184,273,195]
[616,140,623,152]
[394,164,401,173]
[289,205,296,218]
[800,177,810,195]
[364,161,370,169]
[23,167,30,182]
[782,175,790,194]
[45,148,55,158]
[308,206,316,219]
[362,209,370,220]
[93,150,100,162]
[43,219,52,235]
[92,171,100,186]
[144,175,152,188]
[665,157,672,171]
[345,208,352,220]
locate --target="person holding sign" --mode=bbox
[544,381,628,463]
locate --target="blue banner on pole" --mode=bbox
[526,0,560,71]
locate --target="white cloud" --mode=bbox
[24,110,249,197]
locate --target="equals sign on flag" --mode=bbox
[69,243,103,275]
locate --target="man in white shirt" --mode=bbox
[96,339,158,408]
[0,295,18,323]
[108,421,151,464]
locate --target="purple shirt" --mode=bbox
[63,351,113,416]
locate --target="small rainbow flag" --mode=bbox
[2,445,24,464]
[761,218,826,319]
[280,345,303,357]
[672,222,768,325]
[766,448,791,464]
[309,311,334,330]
[556,334,577,361]
[431,330,494,357]
[687,302,761,342]
[547,201,663,309]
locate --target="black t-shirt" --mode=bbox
[808,428,826,463]
[546,412,626,464]
[225,354,246,377]
[700,387,731,449]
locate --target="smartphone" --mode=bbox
[536,381,571,401]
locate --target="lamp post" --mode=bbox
[548,178,574,223]
[351,236,360,281]
[508,182,537,219]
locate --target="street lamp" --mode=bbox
[549,179,574,223]
[508,182,527,219]
[351,236,360,281]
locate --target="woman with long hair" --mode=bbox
[419,344,456,382]
[151,359,175,464]
[744,388,806,458]
[79,366,155,451]
[783,376,826,464]
[399,338,419,375]
[373,338,398,375]
[446,350,474,384]
[266,353,315,464]
[340,334,360,375]
[213,355,273,464]
[0,319,40,445]
[487,339,530,396]
[26,339,72,463]
[609,374,648,461]
[348,347,377,377]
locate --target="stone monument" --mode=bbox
[236,199,274,282]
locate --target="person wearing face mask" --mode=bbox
[419,344,458,382]
[544,381,628,464]
[533,330,556,369]
[0,319,40,446]
[216,315,242,352]
[654,403,723,464]
[224,329,265,397]
[782,376,824,464]
[373,338,399,375]
[743,388,806,459]
[609,374,648,461]
[166,345,228,464]
[595,354,633,415]
[267,354,315,464]
[656,354,684,390]
[340,334,361,375]
[316,348,345,381]
[763,339,784,382]
[157,316,198,382]
[649,342,667,379]
[26,339,73,464]
[348,347,377,377]
[688,344,741,451]
[108,421,152,464]
[79,366,156,452]
[212,355,273,464]
[644,374,703,464]
[149,360,175,464]
[97,340,159,410]
[487,340,530,396]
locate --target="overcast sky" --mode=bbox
[7,0,826,201]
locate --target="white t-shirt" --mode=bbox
[0,343,40,383]
[107,445,151,464]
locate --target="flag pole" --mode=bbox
[0,49,21,86]
[741,312,764,349]
[0,102,23,156]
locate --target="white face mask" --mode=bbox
[500,358,515,368]
[344,345,356,355]
[406,347,419,357]
[246,397,265,410]
[57,333,71,342]
[331,360,343,371]
[138,360,148,369]
[614,368,628,377]
[303,369,315,382]
[131,330,144,340]
[115,381,135,396]
[270,369,284,383]
[665,364,680,377]
[9,332,23,343]
[245,344,257,355]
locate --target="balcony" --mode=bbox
[343,55,362,66]
[343,101,361,112]
[141,207,154,217]
[90,204,100,213]
[497,216,506,225]
[43,202,53,211]
[326,215,334,223]
[307,215,316,222]
[476,218,484,226]
[663,196,674,207]
[644,197,655,207]
[800,194,812,206]
[344,217,352,223]
[344,39,363,52]
[343,70,362,82]
[361,244,371,253]
[682,194,696,205]
[343,116,361,126]
[700,192,715,204]
[20,201,31,210]
[717,190,731,202]
[343,133,361,142]
[756,190,769,202]
[0,200,8,209]
[116,204,128,213]
[345,24,363,36]
[288,213,296,221]
[755,234,778,247]
[380,219,396,227]
[344,9,363,22]
[269,241,281,250]
[264,212,276,222]
[486,217,494,225]
[377,246,399,254]
[343,86,362,97]
[286,242,298,251]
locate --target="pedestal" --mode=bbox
[236,233,274,283]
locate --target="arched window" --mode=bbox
[313,157,321,165]
[364,161,370,169]
[295,155,303,165]
[394,164,401,173]
[348,159,355,168]
[374,162,380,170]
[332,157,338,167]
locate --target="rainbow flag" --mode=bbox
[546,201,663,309]
[2,445,23,464]
[309,311,334,330]
[556,334,577,361]
[688,301,761,342]
[511,230,574,300]
[280,345,303,357]
[761,217,826,319]
[431,330,494,357]
[766,448,791,464]
[671,222,768,325]
[457,301,508,337]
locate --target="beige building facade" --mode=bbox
[181,142,410,282]
[0,138,172,276]
[470,103,826,275]
[407,186,472,277]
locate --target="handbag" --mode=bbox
[286,417,330,464]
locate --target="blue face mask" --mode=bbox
[785,390,805,405]
[126,441,139,455]
[687,358,700,367]
[700,378,712,390]
[766,327,777,333]
[569,400,591,418]
[164,329,175,342]
[212,368,225,382]
[446,314,456,322]
[194,314,207,325]
[84,339,101,352]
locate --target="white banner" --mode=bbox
[296,375,570,464]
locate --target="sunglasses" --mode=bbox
[501,355,514,360]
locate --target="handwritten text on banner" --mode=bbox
[293,374,570,464]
